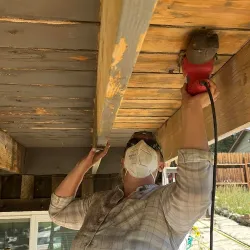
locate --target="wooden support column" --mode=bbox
[157,41,250,162]
[95,0,158,147]
[21,175,34,199]
[0,130,25,173]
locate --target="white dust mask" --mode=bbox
[124,140,158,181]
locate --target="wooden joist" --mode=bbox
[95,0,158,147]
[157,41,250,162]
[0,130,25,173]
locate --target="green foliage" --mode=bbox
[216,186,250,215]
[210,133,240,152]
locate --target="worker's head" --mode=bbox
[121,131,165,185]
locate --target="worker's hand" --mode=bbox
[181,80,219,108]
[76,142,110,171]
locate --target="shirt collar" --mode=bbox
[110,184,158,205]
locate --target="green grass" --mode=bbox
[215,186,250,215]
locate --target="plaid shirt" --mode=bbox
[49,149,213,250]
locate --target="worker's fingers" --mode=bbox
[99,142,110,158]
[93,142,110,163]
[86,148,97,161]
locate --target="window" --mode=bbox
[0,212,78,250]
[0,219,30,250]
[37,222,77,250]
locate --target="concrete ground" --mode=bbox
[190,215,250,250]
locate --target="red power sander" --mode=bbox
[180,30,219,95]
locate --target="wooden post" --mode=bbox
[81,176,94,199]
[244,157,250,190]
[0,131,25,173]
[21,175,34,199]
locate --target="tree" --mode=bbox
[210,133,240,152]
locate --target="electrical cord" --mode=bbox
[201,80,218,250]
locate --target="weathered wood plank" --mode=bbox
[152,0,250,29]
[1,96,94,108]
[124,88,181,100]
[128,73,184,88]
[115,116,168,123]
[0,22,99,50]
[0,70,96,87]
[0,0,100,22]
[0,131,24,173]
[135,53,230,73]
[0,107,93,117]
[157,41,250,162]
[143,26,250,54]
[0,122,92,132]
[118,108,175,117]
[0,48,97,71]
[0,85,95,99]
[0,116,93,124]
[113,122,162,129]
[21,175,34,199]
[121,99,182,109]
[95,0,158,147]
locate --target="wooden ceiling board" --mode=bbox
[0,48,97,71]
[124,88,181,100]
[112,0,250,146]
[0,22,99,50]
[118,109,176,117]
[151,0,250,29]
[142,26,250,55]
[121,99,182,109]
[113,122,163,129]
[0,0,100,148]
[135,53,230,73]
[0,0,100,22]
[128,73,184,88]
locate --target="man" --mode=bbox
[49,81,219,249]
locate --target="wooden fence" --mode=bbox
[163,153,250,189]
[217,153,250,189]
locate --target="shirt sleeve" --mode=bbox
[161,149,213,234]
[48,193,94,230]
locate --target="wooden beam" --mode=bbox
[157,41,250,162]
[0,130,25,173]
[95,0,158,147]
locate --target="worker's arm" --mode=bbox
[49,144,110,230]
[161,81,219,234]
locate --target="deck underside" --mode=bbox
[0,0,250,149]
